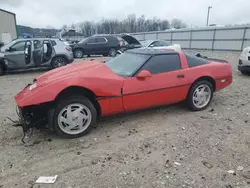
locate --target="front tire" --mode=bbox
[51,57,67,69]
[109,48,116,57]
[187,80,213,111]
[74,49,83,58]
[53,95,97,138]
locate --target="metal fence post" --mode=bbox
[170,31,173,44]
[212,29,216,51]
[189,29,192,49]
[241,27,247,51]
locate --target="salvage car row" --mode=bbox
[0,34,180,75]
[3,33,250,140]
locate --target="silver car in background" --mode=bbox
[238,46,250,74]
[0,38,74,76]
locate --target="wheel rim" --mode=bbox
[58,103,92,135]
[75,50,82,58]
[192,84,211,109]
[54,58,65,68]
[109,49,116,56]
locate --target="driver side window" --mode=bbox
[11,41,26,51]
[87,38,96,44]
[139,54,181,75]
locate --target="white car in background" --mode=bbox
[238,47,250,74]
[117,33,182,54]
[140,40,182,52]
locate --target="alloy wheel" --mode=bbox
[192,84,212,109]
[58,103,92,135]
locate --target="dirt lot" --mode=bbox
[1,50,250,188]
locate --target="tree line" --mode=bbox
[62,14,187,37]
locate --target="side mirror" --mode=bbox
[136,70,152,79]
[5,48,10,52]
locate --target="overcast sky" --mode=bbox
[0,0,249,28]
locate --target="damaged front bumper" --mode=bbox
[16,102,54,133]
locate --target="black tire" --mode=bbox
[187,80,213,111]
[53,95,97,138]
[51,57,67,69]
[103,54,109,57]
[0,64,5,76]
[109,48,116,57]
[74,49,83,58]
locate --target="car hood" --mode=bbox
[120,33,141,45]
[34,61,122,85]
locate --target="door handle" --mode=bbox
[177,74,185,78]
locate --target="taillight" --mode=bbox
[66,46,72,51]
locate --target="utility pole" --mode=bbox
[206,6,212,26]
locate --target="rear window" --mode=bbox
[107,36,119,43]
[96,37,106,43]
[185,54,209,68]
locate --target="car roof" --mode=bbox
[126,48,178,55]
[14,38,59,42]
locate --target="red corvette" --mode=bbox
[15,49,232,138]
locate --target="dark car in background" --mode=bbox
[73,35,120,58]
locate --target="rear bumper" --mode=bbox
[215,76,232,91]
[238,65,250,72]
[68,58,74,64]
[65,53,74,64]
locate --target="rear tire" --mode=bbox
[0,64,5,76]
[51,57,67,69]
[53,95,97,138]
[187,80,213,111]
[74,49,83,58]
[109,48,116,57]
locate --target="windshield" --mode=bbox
[140,40,152,47]
[79,38,88,44]
[105,52,150,77]
[0,40,17,52]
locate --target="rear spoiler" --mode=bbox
[196,53,228,63]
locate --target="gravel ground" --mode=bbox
[1,50,250,188]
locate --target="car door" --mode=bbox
[95,37,107,54]
[5,40,27,69]
[41,40,56,65]
[32,40,43,67]
[122,54,189,112]
[84,37,97,55]
[24,40,33,67]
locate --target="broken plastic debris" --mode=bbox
[227,170,235,174]
[237,166,244,171]
[35,175,58,184]
[174,162,181,166]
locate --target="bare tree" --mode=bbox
[68,15,186,36]
[171,19,187,29]
[125,14,137,33]
[136,15,146,32]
